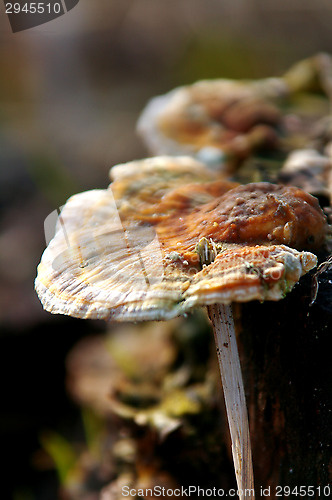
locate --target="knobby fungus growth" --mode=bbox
[35,157,329,499]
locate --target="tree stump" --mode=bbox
[236,269,332,499]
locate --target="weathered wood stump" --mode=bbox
[236,268,332,499]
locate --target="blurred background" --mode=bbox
[1,1,332,498]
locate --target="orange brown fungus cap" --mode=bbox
[137,80,286,171]
[189,183,327,250]
[155,183,327,266]
[109,156,228,218]
[35,157,328,321]
[136,179,239,222]
[158,91,281,144]
[182,244,317,308]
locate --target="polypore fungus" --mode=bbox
[138,54,332,175]
[137,79,284,172]
[35,156,328,499]
[279,149,332,205]
[35,157,326,319]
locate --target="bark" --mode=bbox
[235,272,332,499]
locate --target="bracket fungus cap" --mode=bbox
[35,156,327,322]
[137,79,286,171]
